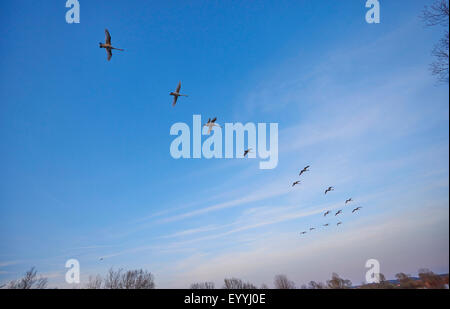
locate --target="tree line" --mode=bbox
[1,267,448,289]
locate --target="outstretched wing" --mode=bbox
[172,95,178,107]
[211,117,217,123]
[105,29,111,45]
[176,81,181,93]
[106,48,112,61]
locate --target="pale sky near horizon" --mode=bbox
[0,0,448,288]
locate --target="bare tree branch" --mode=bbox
[86,275,103,289]
[223,278,258,289]
[91,268,155,289]
[431,31,449,82]
[274,274,296,289]
[422,0,449,83]
[421,0,449,26]
[6,267,48,289]
[190,282,215,289]
[326,273,352,289]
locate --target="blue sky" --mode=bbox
[0,0,448,288]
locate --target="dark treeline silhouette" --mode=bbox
[190,270,448,290]
[274,274,296,289]
[223,278,258,289]
[190,282,215,289]
[1,267,448,289]
[87,268,155,289]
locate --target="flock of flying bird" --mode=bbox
[98,30,364,257]
[292,166,363,237]
[99,29,252,157]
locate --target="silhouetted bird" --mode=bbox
[309,227,315,231]
[299,165,310,176]
[243,148,252,157]
[352,207,362,213]
[325,186,334,194]
[324,210,330,217]
[300,231,307,235]
[170,81,188,107]
[323,224,329,227]
[337,222,342,226]
[99,29,124,61]
[345,198,353,204]
[335,210,343,216]
[292,181,301,187]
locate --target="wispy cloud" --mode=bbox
[164,202,448,288]
[0,260,22,268]
[157,184,292,223]
[158,224,230,239]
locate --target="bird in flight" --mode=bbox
[323,223,329,227]
[309,227,315,231]
[99,257,104,261]
[300,231,307,235]
[352,207,362,213]
[335,210,343,216]
[292,180,301,187]
[243,148,252,157]
[299,165,310,176]
[204,117,221,134]
[170,81,188,107]
[99,29,124,61]
[345,198,353,205]
[324,187,334,194]
[337,222,342,226]
[323,210,330,217]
